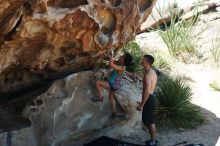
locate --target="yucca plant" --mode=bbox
[155,76,204,129]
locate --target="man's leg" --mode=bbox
[144,123,157,146]
[109,91,116,114]
[147,124,157,142]
[142,101,157,145]
[96,80,109,97]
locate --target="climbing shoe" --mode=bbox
[145,140,158,146]
[92,96,103,102]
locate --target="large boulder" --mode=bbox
[0,0,156,97]
[0,71,142,146]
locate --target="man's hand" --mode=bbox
[136,104,143,111]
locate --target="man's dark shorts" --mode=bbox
[142,94,156,125]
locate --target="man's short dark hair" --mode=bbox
[124,53,133,66]
[144,55,154,65]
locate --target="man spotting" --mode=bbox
[137,55,158,146]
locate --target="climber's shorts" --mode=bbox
[108,82,118,92]
[142,94,156,125]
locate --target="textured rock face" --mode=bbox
[0,0,156,96]
[0,71,142,146]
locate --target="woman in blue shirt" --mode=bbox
[92,51,133,118]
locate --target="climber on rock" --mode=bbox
[137,55,158,146]
[92,49,133,119]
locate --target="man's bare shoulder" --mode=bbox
[145,69,157,83]
[145,68,156,76]
[152,68,157,77]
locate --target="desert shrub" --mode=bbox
[156,3,205,63]
[155,76,205,128]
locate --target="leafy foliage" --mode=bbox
[149,50,171,72]
[121,41,144,73]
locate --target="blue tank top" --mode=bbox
[109,70,118,87]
